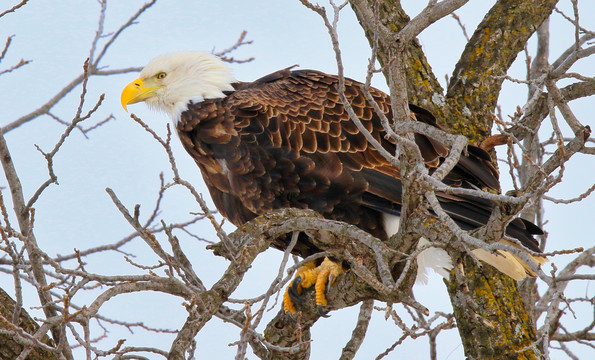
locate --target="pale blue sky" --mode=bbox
[1,1,593,359]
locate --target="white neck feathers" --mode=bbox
[141,51,237,120]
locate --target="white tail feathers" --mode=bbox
[382,214,546,283]
[472,249,527,280]
[472,240,547,280]
[382,214,454,284]
[415,238,453,284]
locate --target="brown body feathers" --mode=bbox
[176,68,542,257]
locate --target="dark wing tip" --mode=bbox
[519,218,544,236]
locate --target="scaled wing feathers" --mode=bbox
[176,68,543,272]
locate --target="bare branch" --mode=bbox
[339,300,373,360]
[398,0,469,43]
[0,0,28,18]
[450,12,469,41]
[1,67,141,133]
[92,0,158,66]
[214,30,255,63]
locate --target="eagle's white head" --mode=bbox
[121,51,236,120]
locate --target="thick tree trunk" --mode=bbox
[0,287,58,360]
[350,0,558,358]
[443,2,556,356]
[349,0,446,117]
[446,258,541,359]
[444,0,559,141]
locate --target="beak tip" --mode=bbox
[121,93,129,112]
[121,77,151,112]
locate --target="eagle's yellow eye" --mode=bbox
[156,72,167,80]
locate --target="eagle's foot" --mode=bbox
[283,257,344,317]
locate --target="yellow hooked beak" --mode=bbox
[120,77,160,111]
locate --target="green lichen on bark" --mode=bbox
[447,257,541,360]
[443,1,557,355]
[444,0,560,142]
[349,0,559,358]
[350,0,447,118]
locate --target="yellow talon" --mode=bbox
[296,261,319,289]
[283,261,317,315]
[283,257,344,316]
[283,288,297,314]
[314,257,344,307]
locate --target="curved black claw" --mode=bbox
[317,305,330,318]
[288,276,305,306]
[285,311,298,322]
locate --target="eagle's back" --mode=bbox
[176,69,540,255]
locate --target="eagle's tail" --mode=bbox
[471,240,547,280]
[382,214,547,283]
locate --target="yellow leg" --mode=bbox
[283,261,317,314]
[283,257,344,316]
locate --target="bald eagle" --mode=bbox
[121,51,545,314]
